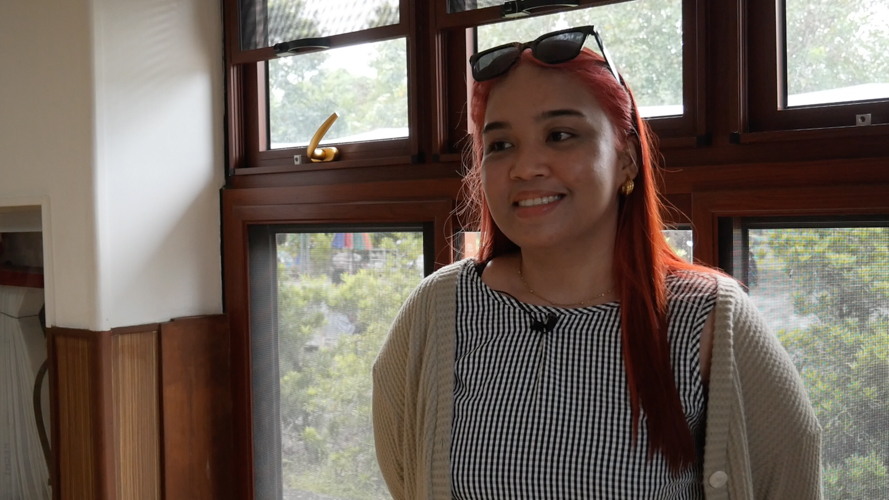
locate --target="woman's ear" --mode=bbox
[619,136,640,180]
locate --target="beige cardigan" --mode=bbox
[373,260,822,499]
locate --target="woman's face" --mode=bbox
[480,63,637,253]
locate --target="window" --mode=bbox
[225,0,413,172]
[268,38,409,149]
[249,225,429,499]
[476,0,684,118]
[784,0,889,108]
[746,0,889,133]
[663,228,693,263]
[446,0,501,13]
[728,218,889,499]
[446,0,706,143]
[238,0,401,51]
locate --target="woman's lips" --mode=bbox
[512,193,565,217]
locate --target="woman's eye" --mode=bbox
[547,131,573,142]
[486,141,512,153]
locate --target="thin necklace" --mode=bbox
[518,256,614,307]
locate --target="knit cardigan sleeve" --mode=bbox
[705,276,823,499]
[372,262,462,500]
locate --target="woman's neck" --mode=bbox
[516,243,615,307]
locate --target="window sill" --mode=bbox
[233,155,416,176]
[737,123,889,144]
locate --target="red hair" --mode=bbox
[462,49,710,472]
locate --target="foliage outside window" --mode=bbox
[262,1,408,149]
[785,0,889,107]
[663,229,693,263]
[275,232,424,500]
[268,37,408,148]
[748,227,889,499]
[476,0,683,118]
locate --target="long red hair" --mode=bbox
[462,48,710,472]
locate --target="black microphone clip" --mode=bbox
[531,313,558,334]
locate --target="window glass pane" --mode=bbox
[447,0,500,13]
[240,0,400,51]
[476,0,683,118]
[663,229,693,263]
[458,231,481,260]
[785,0,889,107]
[268,39,409,149]
[257,230,425,499]
[747,226,889,498]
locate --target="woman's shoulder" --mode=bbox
[666,267,721,303]
[420,258,474,287]
[401,258,474,306]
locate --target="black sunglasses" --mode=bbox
[470,25,623,85]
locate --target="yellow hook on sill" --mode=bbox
[307,112,340,162]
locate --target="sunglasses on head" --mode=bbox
[470,25,623,85]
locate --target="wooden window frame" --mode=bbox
[224,0,421,174]
[743,0,889,140]
[222,180,459,500]
[691,182,889,267]
[719,214,889,286]
[437,0,710,152]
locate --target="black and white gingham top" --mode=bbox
[451,264,718,499]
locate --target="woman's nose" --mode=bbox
[509,145,551,180]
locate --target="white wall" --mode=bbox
[0,0,224,330]
[92,0,224,328]
[0,0,98,329]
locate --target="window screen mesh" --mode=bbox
[747,227,889,499]
[447,0,500,13]
[663,229,693,263]
[239,0,400,51]
[250,227,426,499]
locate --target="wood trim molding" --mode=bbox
[223,192,455,499]
[660,156,889,195]
[691,184,889,267]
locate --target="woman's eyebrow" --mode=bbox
[538,108,585,121]
[482,109,585,134]
[482,121,509,134]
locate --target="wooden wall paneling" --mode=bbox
[160,315,233,500]
[661,193,692,227]
[110,325,162,500]
[49,328,115,500]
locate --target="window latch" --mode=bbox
[501,0,579,19]
[307,113,340,163]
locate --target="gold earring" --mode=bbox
[620,178,635,196]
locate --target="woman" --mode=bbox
[373,26,821,499]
